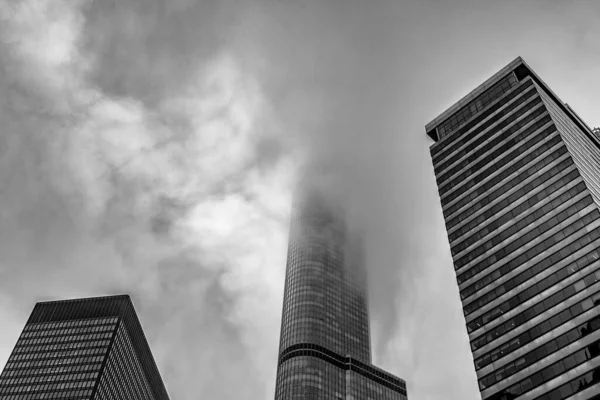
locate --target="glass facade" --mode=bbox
[426,57,600,400]
[0,295,169,400]
[274,190,407,399]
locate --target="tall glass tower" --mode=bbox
[274,188,408,399]
[0,295,170,400]
[425,57,600,400]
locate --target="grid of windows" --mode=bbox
[0,318,116,400]
[0,296,170,400]
[427,60,600,400]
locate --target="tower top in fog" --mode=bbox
[274,188,408,399]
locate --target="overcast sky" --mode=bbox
[0,1,599,399]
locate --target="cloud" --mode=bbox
[0,0,293,398]
[0,0,455,398]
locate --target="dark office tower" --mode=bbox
[425,57,600,400]
[0,295,170,400]
[274,187,408,399]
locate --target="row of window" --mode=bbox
[0,364,101,379]
[20,324,116,341]
[17,332,114,348]
[448,144,570,234]
[0,389,92,400]
[0,372,99,387]
[436,94,542,182]
[466,236,600,325]
[0,379,95,394]
[24,318,118,332]
[432,74,528,159]
[471,266,600,354]
[456,188,590,275]
[10,348,107,363]
[479,313,600,388]
[14,340,111,355]
[437,75,518,140]
[462,194,593,304]
[4,356,106,371]
[448,168,579,244]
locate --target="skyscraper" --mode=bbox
[425,57,600,400]
[0,295,170,400]
[274,188,408,399]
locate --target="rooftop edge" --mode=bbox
[424,56,525,134]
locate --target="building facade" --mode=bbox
[274,189,408,399]
[425,57,600,400]
[0,295,170,400]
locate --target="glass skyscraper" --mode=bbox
[0,295,170,400]
[274,188,408,399]
[425,57,600,400]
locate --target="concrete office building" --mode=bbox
[0,295,169,400]
[274,188,407,399]
[425,57,600,400]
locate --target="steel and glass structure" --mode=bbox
[0,295,169,400]
[425,57,600,400]
[274,188,408,399]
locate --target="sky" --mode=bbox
[0,1,599,399]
